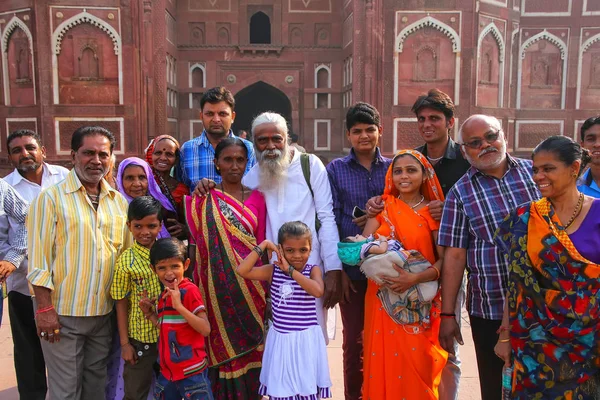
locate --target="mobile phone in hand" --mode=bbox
[352,206,367,219]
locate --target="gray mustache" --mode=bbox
[478,147,497,158]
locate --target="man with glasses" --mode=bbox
[578,116,600,198]
[437,115,540,400]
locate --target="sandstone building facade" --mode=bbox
[0,0,598,169]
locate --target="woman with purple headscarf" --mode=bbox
[116,157,185,238]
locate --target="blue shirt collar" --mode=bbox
[198,130,236,147]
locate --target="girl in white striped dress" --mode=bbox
[237,221,332,400]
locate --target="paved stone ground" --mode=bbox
[0,301,481,399]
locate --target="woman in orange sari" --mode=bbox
[362,149,448,399]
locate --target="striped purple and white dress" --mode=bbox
[258,264,332,400]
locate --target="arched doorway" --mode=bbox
[233,81,292,135]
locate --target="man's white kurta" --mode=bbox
[243,149,342,340]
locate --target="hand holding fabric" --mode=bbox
[380,264,418,294]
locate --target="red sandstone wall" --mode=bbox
[0,0,600,173]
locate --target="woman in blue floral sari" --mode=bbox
[494,136,600,399]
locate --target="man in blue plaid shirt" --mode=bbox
[438,114,540,400]
[178,87,256,189]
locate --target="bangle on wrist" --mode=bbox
[35,305,55,317]
[440,312,456,318]
[427,265,440,281]
[499,338,511,343]
[253,246,264,258]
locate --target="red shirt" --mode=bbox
[157,278,208,381]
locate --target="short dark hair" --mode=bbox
[533,136,592,178]
[580,116,600,142]
[127,196,164,223]
[411,88,455,120]
[150,238,188,266]
[289,132,299,143]
[345,102,381,131]
[214,137,248,175]
[277,221,312,246]
[7,129,43,151]
[71,126,116,153]
[200,87,235,112]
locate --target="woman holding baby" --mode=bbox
[361,149,448,399]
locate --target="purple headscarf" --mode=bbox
[116,157,176,238]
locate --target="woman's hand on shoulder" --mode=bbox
[365,196,384,218]
[192,178,216,197]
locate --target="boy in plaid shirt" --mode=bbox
[111,196,164,400]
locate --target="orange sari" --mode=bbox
[363,150,449,400]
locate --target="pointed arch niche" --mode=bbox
[1,16,36,105]
[51,10,123,105]
[577,32,600,109]
[517,30,567,109]
[476,22,505,108]
[394,15,461,106]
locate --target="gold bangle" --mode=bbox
[499,338,510,343]
[428,265,440,281]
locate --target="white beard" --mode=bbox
[464,140,507,171]
[257,144,292,191]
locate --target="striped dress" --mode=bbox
[258,264,332,400]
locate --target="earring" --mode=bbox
[216,166,220,171]
[573,173,578,178]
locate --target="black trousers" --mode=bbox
[8,291,47,400]
[469,315,505,400]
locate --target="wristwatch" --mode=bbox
[287,267,294,277]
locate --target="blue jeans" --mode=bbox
[154,369,213,400]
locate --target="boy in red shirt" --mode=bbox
[140,238,213,399]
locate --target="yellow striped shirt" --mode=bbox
[27,170,133,316]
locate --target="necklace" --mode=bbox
[561,193,585,229]
[427,155,443,163]
[399,194,425,209]
[87,192,100,207]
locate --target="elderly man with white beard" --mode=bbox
[437,115,540,400]
[194,111,350,340]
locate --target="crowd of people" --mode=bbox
[0,85,598,400]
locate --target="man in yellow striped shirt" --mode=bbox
[27,126,133,400]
